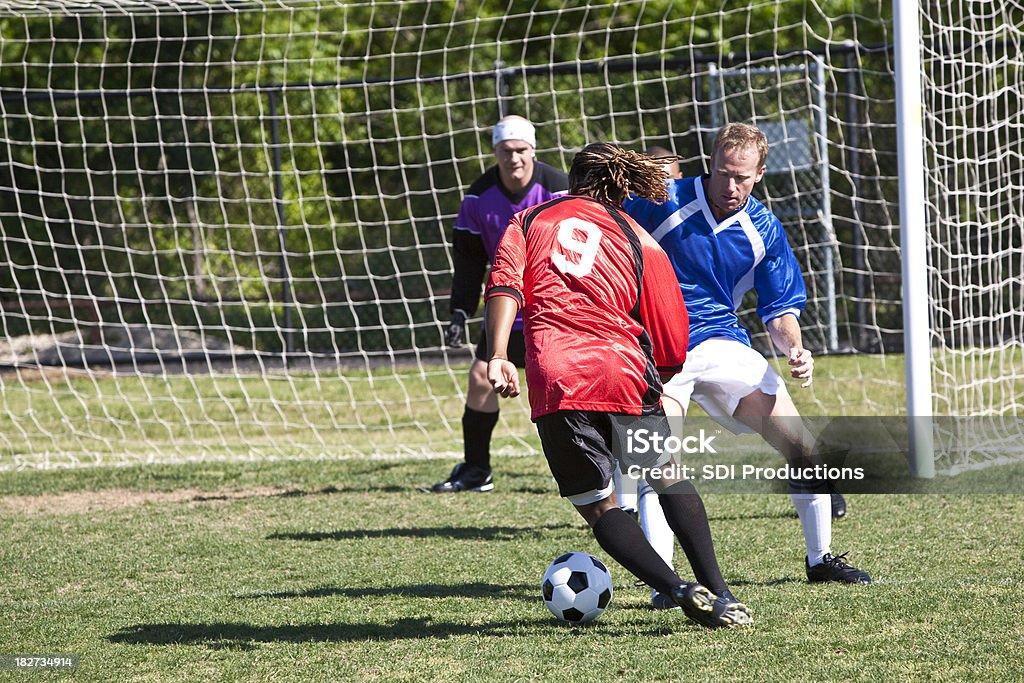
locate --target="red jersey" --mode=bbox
[485,195,689,419]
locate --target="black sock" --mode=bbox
[789,475,830,495]
[591,507,680,595]
[658,481,728,594]
[462,406,499,470]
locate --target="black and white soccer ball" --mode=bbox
[541,551,613,624]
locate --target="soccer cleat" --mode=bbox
[830,492,847,518]
[429,463,494,493]
[709,589,753,627]
[806,552,872,584]
[670,582,753,628]
[650,590,679,610]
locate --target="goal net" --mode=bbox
[0,1,1020,471]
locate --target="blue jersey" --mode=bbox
[623,175,806,350]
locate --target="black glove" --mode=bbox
[444,309,469,348]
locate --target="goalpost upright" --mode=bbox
[894,0,935,478]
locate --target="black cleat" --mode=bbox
[650,590,679,610]
[709,589,753,627]
[670,582,753,628]
[806,552,871,584]
[429,463,494,493]
[831,492,847,519]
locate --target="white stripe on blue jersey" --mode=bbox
[623,176,806,350]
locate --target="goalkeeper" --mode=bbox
[623,123,872,588]
[430,115,568,494]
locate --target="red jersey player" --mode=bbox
[484,142,752,629]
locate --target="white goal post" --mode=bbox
[0,1,1021,472]
[895,0,935,478]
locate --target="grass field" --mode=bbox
[2,354,1022,680]
[0,352,913,468]
[2,455,1023,682]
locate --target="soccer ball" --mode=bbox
[541,552,613,624]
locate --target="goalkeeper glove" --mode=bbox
[444,309,469,348]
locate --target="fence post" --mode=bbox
[267,89,294,359]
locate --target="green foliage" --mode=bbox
[1,1,897,352]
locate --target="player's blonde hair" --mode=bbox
[711,123,769,168]
[568,142,669,206]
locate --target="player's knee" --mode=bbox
[767,389,801,418]
[467,361,491,391]
[573,496,618,527]
[735,388,777,417]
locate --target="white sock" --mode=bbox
[612,466,638,513]
[790,492,831,566]
[639,481,675,569]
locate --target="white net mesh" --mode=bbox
[0,1,1020,469]
[921,2,1024,416]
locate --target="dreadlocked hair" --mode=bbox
[568,142,671,206]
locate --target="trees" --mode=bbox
[0,1,893,352]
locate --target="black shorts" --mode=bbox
[535,408,674,500]
[474,326,527,367]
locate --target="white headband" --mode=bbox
[492,118,536,148]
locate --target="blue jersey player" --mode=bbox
[623,124,871,588]
[430,116,568,494]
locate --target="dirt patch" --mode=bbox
[0,365,107,384]
[0,486,293,516]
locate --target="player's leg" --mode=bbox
[614,443,678,610]
[638,480,677,608]
[463,356,500,466]
[616,465,677,609]
[644,466,751,626]
[431,329,524,493]
[734,388,832,565]
[611,465,639,517]
[687,338,869,584]
[536,410,750,628]
[617,406,751,622]
[639,390,687,609]
[430,356,497,492]
[734,389,870,584]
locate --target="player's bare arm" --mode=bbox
[485,294,521,397]
[766,313,813,388]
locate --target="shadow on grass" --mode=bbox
[267,522,573,542]
[727,577,805,588]
[707,510,797,522]
[190,484,409,502]
[108,617,675,647]
[235,581,537,601]
[496,486,560,495]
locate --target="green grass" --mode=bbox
[1,457,1022,682]
[0,364,537,465]
[2,348,1021,469]
[0,352,900,469]
[1,353,1022,680]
